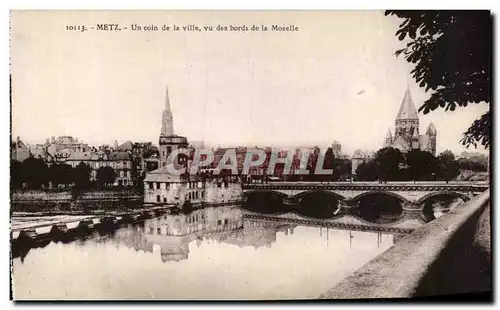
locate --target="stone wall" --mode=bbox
[319,190,491,299]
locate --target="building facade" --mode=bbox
[383,87,437,156]
[143,167,242,205]
[62,150,134,186]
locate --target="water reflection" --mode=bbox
[12,205,403,300]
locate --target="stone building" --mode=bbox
[62,150,134,186]
[383,87,437,156]
[11,137,31,162]
[143,167,242,205]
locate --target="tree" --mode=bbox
[48,163,73,187]
[21,157,49,188]
[437,150,461,182]
[73,162,92,189]
[356,161,378,181]
[11,160,23,189]
[96,166,117,186]
[405,150,439,181]
[386,11,491,149]
[374,147,405,181]
[333,158,352,181]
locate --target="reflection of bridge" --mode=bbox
[243,181,488,207]
[243,210,419,234]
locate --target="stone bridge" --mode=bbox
[243,181,489,207]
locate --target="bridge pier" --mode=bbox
[401,202,424,221]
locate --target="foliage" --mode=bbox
[10,160,23,189]
[48,163,73,187]
[21,157,49,188]
[406,150,439,181]
[457,155,488,172]
[374,147,405,181]
[355,147,461,182]
[437,150,461,182]
[96,166,117,186]
[356,161,378,181]
[386,10,491,149]
[73,163,92,189]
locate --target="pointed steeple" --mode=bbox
[165,86,171,111]
[396,86,419,121]
[385,128,393,139]
[161,85,174,136]
[426,122,437,135]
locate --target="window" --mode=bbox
[163,151,165,156]
[163,197,167,203]
[157,227,161,235]
[201,191,205,198]
[217,220,221,225]
[156,182,160,189]
[224,219,228,225]
[149,182,154,189]
[156,195,160,202]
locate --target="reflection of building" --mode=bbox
[383,87,437,156]
[114,206,296,262]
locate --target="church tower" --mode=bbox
[395,87,419,138]
[384,129,393,148]
[161,87,174,136]
[158,86,188,168]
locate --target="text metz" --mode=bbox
[96,24,121,31]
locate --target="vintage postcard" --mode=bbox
[10,10,491,301]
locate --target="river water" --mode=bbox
[12,205,397,300]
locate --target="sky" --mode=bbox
[11,10,489,155]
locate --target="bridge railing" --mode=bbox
[319,189,491,299]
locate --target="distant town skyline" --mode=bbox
[11,11,489,155]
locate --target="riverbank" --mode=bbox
[11,189,143,213]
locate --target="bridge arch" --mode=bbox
[350,191,409,203]
[290,190,345,200]
[243,190,289,199]
[415,191,472,205]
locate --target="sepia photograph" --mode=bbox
[9,9,491,301]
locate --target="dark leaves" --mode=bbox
[386,10,491,149]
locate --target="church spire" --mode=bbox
[165,86,171,111]
[161,85,174,136]
[395,86,419,121]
